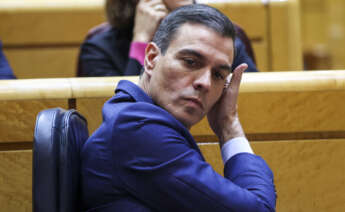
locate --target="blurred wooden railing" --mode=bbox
[0,0,302,79]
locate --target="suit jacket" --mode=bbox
[78,27,142,77]
[81,80,276,212]
[232,38,257,72]
[78,27,258,77]
[0,41,16,79]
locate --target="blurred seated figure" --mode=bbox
[77,0,258,77]
[0,41,16,79]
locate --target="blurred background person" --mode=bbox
[77,0,258,77]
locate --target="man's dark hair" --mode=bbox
[152,4,236,55]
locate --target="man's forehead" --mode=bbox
[169,24,234,64]
[171,23,234,52]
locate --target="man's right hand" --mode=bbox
[207,63,247,147]
[133,0,168,43]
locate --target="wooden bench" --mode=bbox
[0,0,302,79]
[1,71,345,211]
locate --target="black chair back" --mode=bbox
[33,108,89,212]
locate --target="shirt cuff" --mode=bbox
[129,42,147,66]
[221,137,254,163]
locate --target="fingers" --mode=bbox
[207,63,247,143]
[153,4,168,12]
[143,0,168,12]
[228,63,247,91]
[138,0,168,15]
[133,0,168,42]
[224,63,247,108]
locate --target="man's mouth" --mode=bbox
[184,97,204,110]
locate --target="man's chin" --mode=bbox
[176,113,204,130]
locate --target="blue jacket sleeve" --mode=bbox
[0,41,16,79]
[113,105,276,212]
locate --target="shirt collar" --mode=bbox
[115,80,154,104]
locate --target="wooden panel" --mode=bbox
[0,0,105,45]
[2,140,343,212]
[4,47,79,79]
[193,90,345,141]
[327,0,345,69]
[0,100,69,143]
[269,0,303,71]
[301,0,345,70]
[300,0,328,50]
[208,0,267,41]
[0,150,32,212]
[0,0,264,45]
[0,0,304,78]
[0,0,272,79]
[199,139,345,212]
[0,0,105,79]
[77,98,109,134]
[254,139,345,212]
[239,90,345,133]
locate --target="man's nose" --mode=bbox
[192,70,211,92]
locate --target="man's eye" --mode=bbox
[214,71,225,80]
[183,58,196,67]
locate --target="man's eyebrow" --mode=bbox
[178,49,232,72]
[177,49,205,60]
[217,64,232,73]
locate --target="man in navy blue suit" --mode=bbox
[81,4,276,211]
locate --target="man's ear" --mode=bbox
[144,42,160,77]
